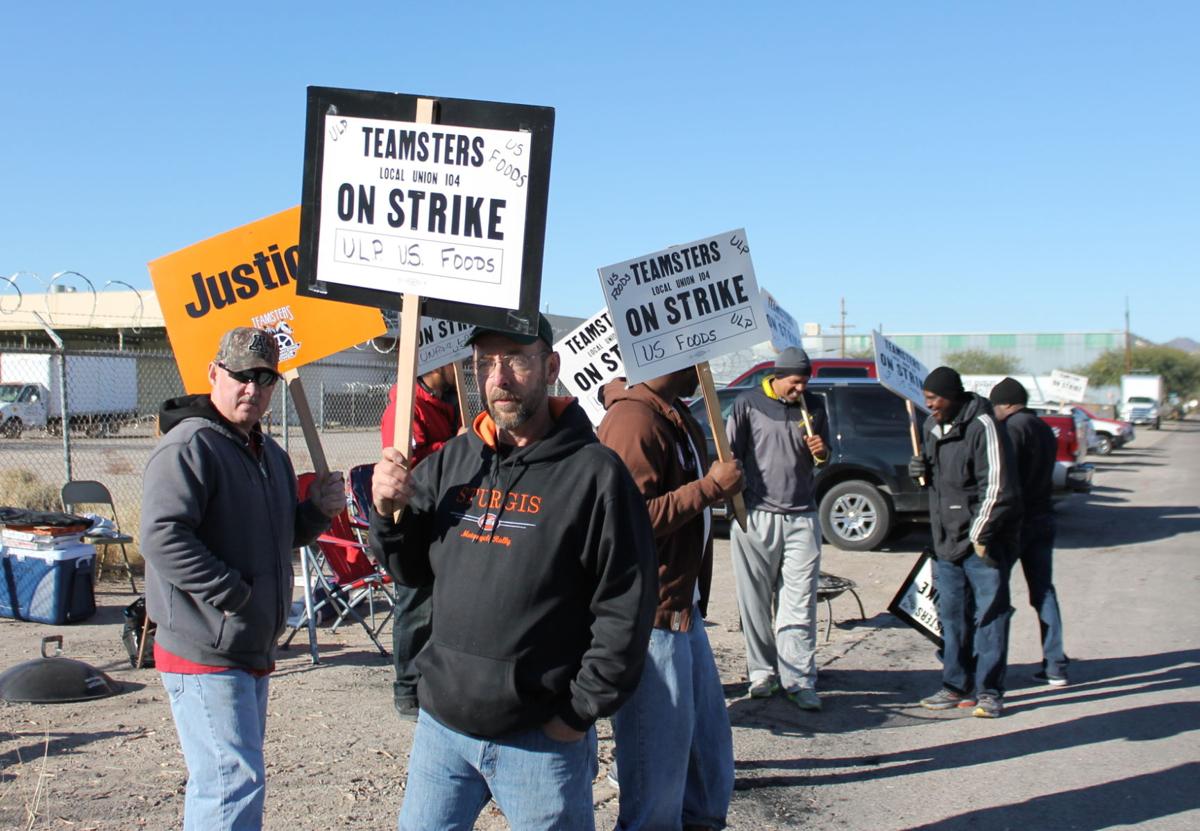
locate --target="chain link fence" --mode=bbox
[0,346,497,565]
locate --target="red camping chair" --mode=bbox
[280,472,395,656]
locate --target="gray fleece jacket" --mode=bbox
[140,395,329,671]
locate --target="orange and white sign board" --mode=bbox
[149,207,387,392]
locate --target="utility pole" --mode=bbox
[829,297,855,358]
[1124,296,1132,373]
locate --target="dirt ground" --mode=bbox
[0,531,926,831]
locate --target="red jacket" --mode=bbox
[380,380,461,466]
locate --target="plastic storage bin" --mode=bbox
[0,543,96,624]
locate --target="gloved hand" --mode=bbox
[908,455,929,484]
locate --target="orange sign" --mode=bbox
[149,207,386,392]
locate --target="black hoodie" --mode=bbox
[369,397,657,738]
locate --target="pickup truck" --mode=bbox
[1034,409,1095,495]
[1060,405,1134,455]
[725,358,876,389]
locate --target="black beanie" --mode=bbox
[923,366,964,399]
[774,346,812,377]
[989,377,1028,406]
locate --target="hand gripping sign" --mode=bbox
[598,229,768,529]
[148,206,387,476]
[296,88,554,509]
[872,330,930,484]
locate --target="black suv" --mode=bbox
[686,378,928,551]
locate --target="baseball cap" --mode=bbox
[214,327,280,373]
[466,313,555,349]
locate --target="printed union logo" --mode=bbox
[269,320,301,362]
[477,513,499,532]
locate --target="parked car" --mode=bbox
[1060,405,1135,455]
[725,358,876,389]
[1033,408,1094,495]
[687,378,926,551]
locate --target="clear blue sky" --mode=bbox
[3,2,1196,344]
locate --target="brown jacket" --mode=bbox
[597,380,726,631]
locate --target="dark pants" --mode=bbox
[935,552,1014,698]
[1019,515,1068,676]
[392,583,432,703]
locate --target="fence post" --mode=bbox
[57,350,73,482]
[319,380,325,430]
[281,380,290,454]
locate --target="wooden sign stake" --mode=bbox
[452,361,471,430]
[906,399,926,486]
[283,369,328,478]
[696,362,748,531]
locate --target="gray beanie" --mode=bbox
[774,347,812,377]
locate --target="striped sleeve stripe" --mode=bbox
[969,414,1002,543]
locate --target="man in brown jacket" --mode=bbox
[598,367,743,831]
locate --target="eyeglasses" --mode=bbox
[218,363,280,387]
[474,352,549,376]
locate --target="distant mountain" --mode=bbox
[1166,337,1200,353]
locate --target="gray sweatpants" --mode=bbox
[730,509,822,692]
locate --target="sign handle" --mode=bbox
[798,396,815,439]
[283,369,328,478]
[906,399,926,487]
[452,361,471,430]
[696,362,747,531]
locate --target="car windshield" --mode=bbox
[1128,397,1155,404]
[0,384,24,403]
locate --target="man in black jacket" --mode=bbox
[909,366,1020,718]
[990,377,1069,686]
[369,315,657,830]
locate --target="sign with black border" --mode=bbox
[297,86,554,336]
[887,549,944,648]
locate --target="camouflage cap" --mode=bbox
[215,327,280,373]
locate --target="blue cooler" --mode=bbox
[0,543,97,624]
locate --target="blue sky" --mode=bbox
[3,2,1196,343]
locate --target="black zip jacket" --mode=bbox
[1002,408,1056,523]
[369,398,657,738]
[919,393,1021,562]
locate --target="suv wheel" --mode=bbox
[1094,433,1113,455]
[1,417,22,439]
[820,481,894,551]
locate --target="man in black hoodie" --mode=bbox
[141,327,344,831]
[989,377,1069,686]
[370,314,657,831]
[909,366,1020,718]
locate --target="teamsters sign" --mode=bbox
[598,229,767,385]
[297,87,554,335]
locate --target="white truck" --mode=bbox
[1119,373,1163,430]
[0,353,138,438]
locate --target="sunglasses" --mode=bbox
[218,362,281,387]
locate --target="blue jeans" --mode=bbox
[934,553,1013,698]
[162,670,270,831]
[613,612,734,830]
[398,711,598,831]
[1019,516,1068,676]
[392,582,432,702]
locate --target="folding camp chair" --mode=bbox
[61,480,138,594]
[347,462,376,534]
[281,473,395,656]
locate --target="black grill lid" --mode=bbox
[0,637,123,703]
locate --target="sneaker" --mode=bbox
[786,688,822,711]
[972,694,1003,719]
[749,677,780,699]
[920,688,977,710]
[394,696,419,722]
[1032,669,1069,687]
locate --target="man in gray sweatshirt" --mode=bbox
[140,327,343,831]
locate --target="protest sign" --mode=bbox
[417,316,473,377]
[297,87,554,334]
[148,206,386,394]
[1047,369,1088,403]
[598,229,766,386]
[554,309,624,427]
[761,289,802,351]
[888,550,944,647]
[872,330,930,411]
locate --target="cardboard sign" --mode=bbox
[598,229,767,385]
[555,309,624,427]
[1047,369,1088,403]
[888,550,944,647]
[761,289,802,351]
[417,316,473,377]
[873,330,930,411]
[148,207,387,393]
[297,88,554,336]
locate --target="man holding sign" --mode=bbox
[140,327,345,831]
[598,368,742,830]
[725,347,830,711]
[369,315,657,830]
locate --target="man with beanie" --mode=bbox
[598,367,742,830]
[726,346,830,711]
[369,314,658,830]
[989,377,1069,686]
[909,366,1020,718]
[141,327,345,830]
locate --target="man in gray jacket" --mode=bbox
[141,327,343,831]
[725,347,830,711]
